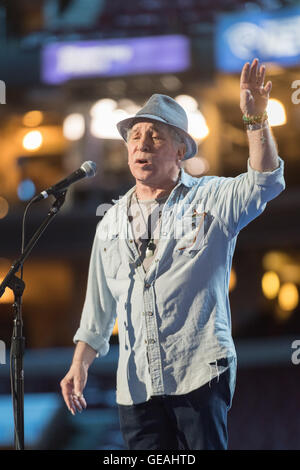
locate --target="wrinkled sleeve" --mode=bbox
[73,221,117,357]
[207,156,285,237]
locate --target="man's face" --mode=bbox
[127,121,185,187]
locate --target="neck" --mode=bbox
[135,185,173,201]
[135,173,180,201]
[136,183,176,201]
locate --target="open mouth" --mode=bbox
[136,159,151,164]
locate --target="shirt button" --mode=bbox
[149,339,156,344]
[144,283,151,289]
[147,311,154,316]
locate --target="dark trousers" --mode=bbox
[118,368,233,450]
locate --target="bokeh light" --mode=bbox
[0,197,9,219]
[262,271,281,299]
[183,156,210,176]
[17,179,36,201]
[23,110,43,128]
[63,113,85,141]
[90,99,117,117]
[0,258,14,304]
[112,317,118,336]
[278,282,299,312]
[175,94,209,140]
[90,108,128,139]
[267,98,286,127]
[262,251,290,271]
[22,130,43,151]
[175,94,198,112]
[229,267,237,292]
[188,111,210,140]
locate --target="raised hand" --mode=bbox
[240,58,272,117]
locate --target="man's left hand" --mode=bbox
[240,58,272,117]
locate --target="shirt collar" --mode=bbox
[178,167,199,188]
[112,168,198,210]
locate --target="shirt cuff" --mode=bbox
[247,156,285,186]
[73,328,110,358]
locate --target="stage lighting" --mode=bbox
[63,113,85,141]
[262,271,280,300]
[278,282,299,312]
[22,130,43,151]
[267,98,286,127]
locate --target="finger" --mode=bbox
[264,80,272,94]
[72,392,87,410]
[257,64,265,86]
[60,379,77,414]
[63,390,77,414]
[240,61,250,86]
[77,394,87,409]
[260,80,272,96]
[71,395,83,412]
[249,58,259,83]
[68,398,77,415]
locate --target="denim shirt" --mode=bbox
[74,156,285,405]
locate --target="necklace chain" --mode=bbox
[134,192,162,257]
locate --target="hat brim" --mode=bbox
[117,114,197,160]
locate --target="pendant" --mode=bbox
[145,240,156,258]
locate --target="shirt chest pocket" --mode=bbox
[101,234,121,278]
[175,209,208,258]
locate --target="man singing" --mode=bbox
[60,59,285,450]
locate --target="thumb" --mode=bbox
[264,80,272,95]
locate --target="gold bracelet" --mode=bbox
[242,111,268,125]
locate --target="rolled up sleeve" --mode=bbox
[73,222,117,357]
[207,156,285,238]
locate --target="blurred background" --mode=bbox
[0,0,300,450]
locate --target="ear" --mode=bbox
[177,142,186,160]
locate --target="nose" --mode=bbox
[138,134,151,152]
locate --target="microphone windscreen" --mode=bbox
[81,161,97,178]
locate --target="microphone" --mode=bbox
[32,161,97,203]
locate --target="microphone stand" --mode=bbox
[0,191,67,450]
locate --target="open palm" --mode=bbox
[240,58,272,116]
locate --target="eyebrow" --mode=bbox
[131,126,165,135]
